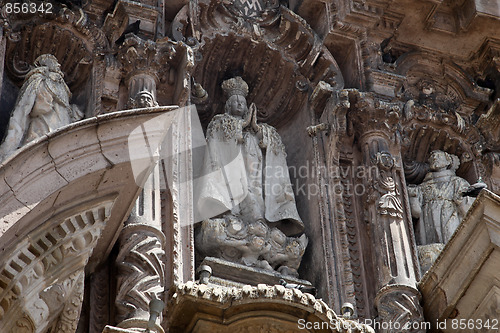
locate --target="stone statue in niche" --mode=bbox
[0,54,83,161]
[196,76,307,277]
[408,150,474,245]
[408,150,475,271]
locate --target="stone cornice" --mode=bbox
[168,281,375,333]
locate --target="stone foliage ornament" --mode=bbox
[0,54,83,161]
[196,76,307,277]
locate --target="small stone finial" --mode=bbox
[221,76,249,98]
[341,302,355,319]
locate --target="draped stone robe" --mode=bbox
[0,67,82,160]
[412,169,474,245]
[195,113,304,236]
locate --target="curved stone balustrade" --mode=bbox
[0,106,178,332]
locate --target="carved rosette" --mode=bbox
[115,224,166,325]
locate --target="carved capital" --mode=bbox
[345,90,402,142]
[117,35,191,86]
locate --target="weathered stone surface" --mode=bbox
[168,282,374,333]
[1,0,500,332]
[0,54,83,162]
[195,76,308,276]
[419,190,500,331]
[409,150,475,246]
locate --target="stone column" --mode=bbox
[114,35,166,333]
[349,91,425,332]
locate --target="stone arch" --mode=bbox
[182,1,344,128]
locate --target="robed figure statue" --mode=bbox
[195,76,307,276]
[0,54,83,161]
[409,150,474,245]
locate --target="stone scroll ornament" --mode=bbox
[195,76,308,278]
[0,54,83,161]
[408,150,476,272]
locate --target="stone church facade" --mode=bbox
[0,0,499,332]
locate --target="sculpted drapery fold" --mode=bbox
[196,76,307,277]
[0,54,83,161]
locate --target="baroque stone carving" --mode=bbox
[129,89,159,109]
[196,76,307,277]
[408,150,474,246]
[0,54,83,161]
[169,281,375,333]
[375,286,425,333]
[0,202,113,333]
[115,224,166,326]
[373,152,403,219]
[117,33,193,107]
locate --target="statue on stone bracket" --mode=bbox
[196,76,307,277]
[408,150,475,271]
[0,54,83,161]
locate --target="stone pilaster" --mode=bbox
[114,34,168,332]
[348,90,425,332]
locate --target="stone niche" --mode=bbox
[186,0,345,298]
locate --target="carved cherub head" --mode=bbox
[222,76,249,118]
[428,150,459,171]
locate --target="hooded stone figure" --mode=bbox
[0,54,83,161]
[195,76,304,236]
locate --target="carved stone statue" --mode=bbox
[0,54,83,161]
[129,90,159,109]
[408,150,474,245]
[196,76,306,276]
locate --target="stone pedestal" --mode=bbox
[199,257,312,288]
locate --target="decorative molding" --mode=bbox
[115,224,166,323]
[375,285,425,333]
[168,282,375,333]
[0,201,113,332]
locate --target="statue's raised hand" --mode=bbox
[250,103,261,135]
